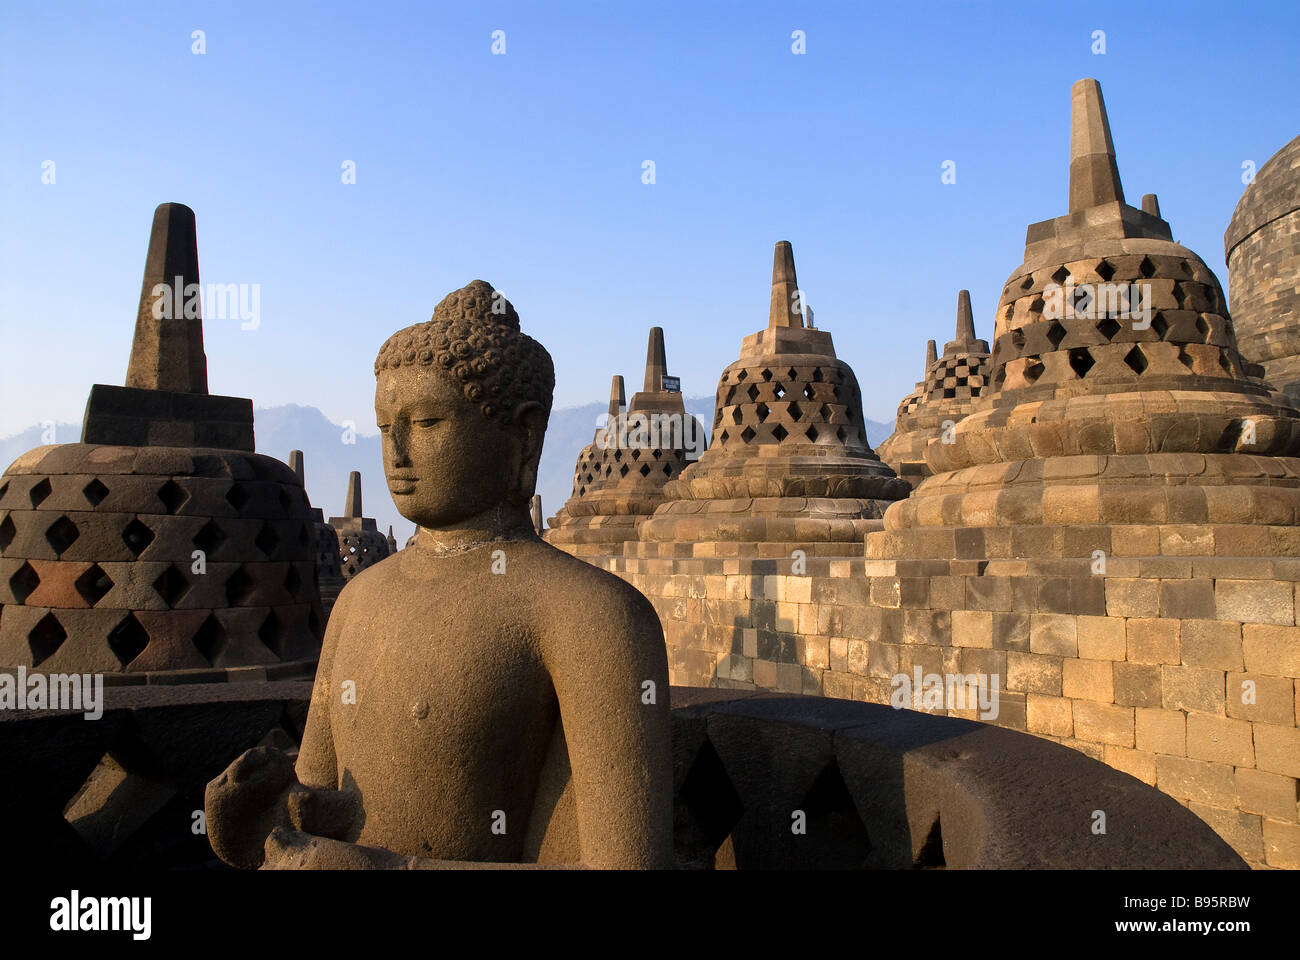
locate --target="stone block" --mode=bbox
[1136,707,1185,756]
[1263,819,1300,869]
[1242,624,1300,677]
[1026,694,1073,737]
[1235,768,1299,821]
[1072,700,1134,746]
[1103,744,1157,785]
[1112,662,1162,708]
[951,609,993,648]
[1030,613,1077,657]
[1159,579,1216,619]
[1215,579,1293,625]
[1106,578,1159,617]
[1077,615,1126,660]
[1254,722,1300,778]
[1110,524,1160,556]
[1162,664,1226,715]
[1180,619,1243,670]
[1127,618,1180,664]
[1062,658,1114,701]
[1156,755,1237,807]
[992,611,1031,652]
[1007,651,1062,695]
[1186,713,1255,766]
[1226,672,1296,725]
[1187,803,1264,864]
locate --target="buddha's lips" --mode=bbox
[388,477,418,494]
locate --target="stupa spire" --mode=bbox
[954,290,976,344]
[608,375,626,419]
[1068,78,1125,213]
[344,471,362,519]
[643,327,667,392]
[767,241,804,329]
[289,450,305,485]
[925,339,937,369]
[125,202,209,394]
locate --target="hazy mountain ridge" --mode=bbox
[0,402,893,541]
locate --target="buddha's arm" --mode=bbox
[543,588,674,869]
[295,584,349,789]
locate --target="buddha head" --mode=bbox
[373,281,554,530]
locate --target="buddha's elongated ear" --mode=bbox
[510,401,546,499]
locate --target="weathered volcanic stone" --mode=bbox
[878,290,992,486]
[638,241,909,550]
[1225,133,1300,399]
[328,471,391,581]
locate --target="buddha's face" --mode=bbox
[375,365,534,529]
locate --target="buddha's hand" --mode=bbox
[204,745,298,869]
[263,827,422,870]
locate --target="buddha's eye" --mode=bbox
[413,418,440,428]
[377,424,391,433]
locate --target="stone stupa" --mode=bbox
[0,203,324,678]
[877,290,992,486]
[636,241,909,556]
[328,471,391,581]
[546,328,707,556]
[288,450,345,618]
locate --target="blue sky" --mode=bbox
[2,0,1298,444]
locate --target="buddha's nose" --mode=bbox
[391,420,412,467]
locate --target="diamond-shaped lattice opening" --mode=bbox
[82,478,109,507]
[193,520,228,556]
[1095,259,1116,282]
[1172,283,1186,309]
[798,760,872,869]
[225,566,256,606]
[735,369,747,382]
[676,737,745,869]
[74,563,114,606]
[730,407,743,425]
[818,403,832,420]
[740,426,757,444]
[845,407,855,422]
[613,450,623,461]
[1124,346,1148,375]
[786,368,797,380]
[630,449,641,461]
[107,613,150,666]
[258,610,285,658]
[1096,317,1121,341]
[1179,348,1196,370]
[771,423,788,442]
[718,430,730,444]
[193,614,228,665]
[1196,314,1212,342]
[298,523,310,547]
[225,483,250,513]
[9,561,40,603]
[746,384,760,402]
[760,368,773,382]
[1051,266,1070,285]
[805,424,820,442]
[1150,313,1168,338]
[1023,360,1045,384]
[0,515,14,553]
[157,479,187,514]
[1139,256,1156,279]
[277,488,292,511]
[787,401,803,421]
[1219,352,1234,375]
[639,464,651,477]
[45,516,79,556]
[651,449,662,460]
[1046,322,1067,350]
[29,478,52,508]
[755,403,770,422]
[773,383,785,399]
[1068,348,1095,379]
[0,481,8,503]
[1029,296,1045,314]
[663,464,673,476]
[836,426,848,442]
[1019,274,1035,291]
[255,522,280,558]
[121,518,155,557]
[802,383,816,401]
[619,464,630,477]
[152,565,190,607]
[29,612,66,666]
[913,816,946,868]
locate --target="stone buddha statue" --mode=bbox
[205,281,673,869]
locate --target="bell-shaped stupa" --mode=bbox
[637,241,909,554]
[328,471,391,581]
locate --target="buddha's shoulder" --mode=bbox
[514,539,656,614]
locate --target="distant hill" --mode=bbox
[0,402,894,540]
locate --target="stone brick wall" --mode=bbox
[590,546,1300,869]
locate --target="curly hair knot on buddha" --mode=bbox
[374,280,554,424]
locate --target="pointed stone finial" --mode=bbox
[925,339,938,369]
[530,494,543,534]
[955,290,977,344]
[1141,193,1161,218]
[289,450,305,486]
[125,203,209,394]
[1069,79,1125,213]
[643,327,668,392]
[806,305,815,329]
[768,241,804,329]
[386,524,397,552]
[608,375,626,419]
[344,471,362,519]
